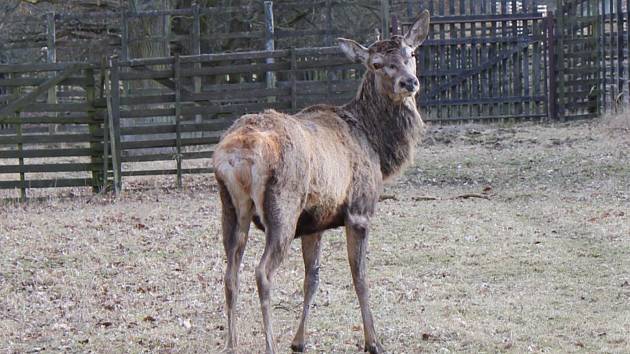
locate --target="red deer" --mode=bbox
[212,11,430,354]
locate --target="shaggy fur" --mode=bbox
[212,10,430,354]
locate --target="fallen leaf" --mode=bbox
[422,333,437,341]
[96,320,113,328]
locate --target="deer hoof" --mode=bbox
[290,343,305,352]
[364,342,384,354]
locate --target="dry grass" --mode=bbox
[1,115,629,353]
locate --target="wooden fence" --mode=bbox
[2,0,630,198]
[0,62,105,199]
[0,46,366,198]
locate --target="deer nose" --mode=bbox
[400,77,419,92]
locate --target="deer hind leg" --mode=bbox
[219,181,253,351]
[291,232,323,352]
[345,215,383,354]
[255,194,301,354]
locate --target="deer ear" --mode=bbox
[404,10,430,48]
[338,38,369,64]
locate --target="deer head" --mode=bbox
[338,10,430,102]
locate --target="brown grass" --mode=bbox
[1,115,629,353]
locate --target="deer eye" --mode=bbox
[389,64,397,70]
[373,62,384,70]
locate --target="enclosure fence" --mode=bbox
[1,0,629,198]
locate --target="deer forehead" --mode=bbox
[370,50,415,70]
[370,46,414,64]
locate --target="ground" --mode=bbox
[1,115,629,353]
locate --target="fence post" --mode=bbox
[325,0,333,46]
[174,54,183,189]
[100,57,110,191]
[85,66,102,193]
[264,1,276,103]
[192,3,202,124]
[391,15,399,36]
[290,49,297,112]
[120,10,130,95]
[46,12,58,135]
[16,113,26,202]
[121,11,129,62]
[627,0,630,106]
[381,0,390,39]
[106,56,122,194]
[616,0,624,110]
[547,11,558,121]
[596,0,604,116]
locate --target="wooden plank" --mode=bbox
[101,58,110,190]
[180,62,290,77]
[290,49,297,111]
[120,120,234,135]
[85,67,103,192]
[0,147,97,159]
[119,70,173,81]
[122,150,213,163]
[121,167,213,177]
[0,65,80,116]
[0,162,102,174]
[181,101,291,116]
[0,62,92,74]
[547,12,558,119]
[121,11,129,61]
[0,133,97,145]
[0,116,99,125]
[0,178,93,189]
[0,77,89,87]
[107,57,122,193]
[121,135,221,150]
[46,11,58,134]
[182,87,290,102]
[120,107,175,118]
[16,110,25,200]
[192,3,202,124]
[19,103,93,113]
[174,54,183,188]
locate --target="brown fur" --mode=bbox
[212,11,431,354]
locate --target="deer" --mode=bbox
[212,11,430,354]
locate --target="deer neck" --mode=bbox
[344,71,424,179]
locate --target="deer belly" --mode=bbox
[295,204,346,237]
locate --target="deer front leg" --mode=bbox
[291,233,323,352]
[345,216,383,354]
